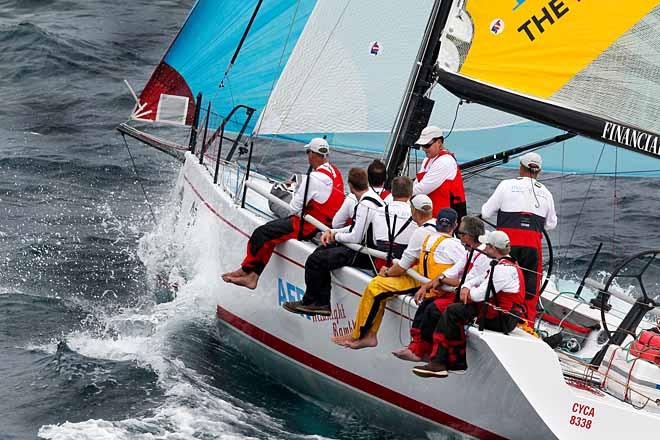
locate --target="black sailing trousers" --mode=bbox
[302,244,374,307]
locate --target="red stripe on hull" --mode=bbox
[216,305,505,440]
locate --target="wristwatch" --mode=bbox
[439,274,446,281]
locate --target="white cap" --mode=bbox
[478,230,511,250]
[410,194,433,211]
[304,138,330,156]
[520,152,542,170]
[414,126,444,146]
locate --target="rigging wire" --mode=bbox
[613,145,618,258]
[561,143,606,262]
[558,141,566,275]
[443,99,464,140]
[121,133,157,224]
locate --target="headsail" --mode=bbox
[133,0,316,129]
[436,0,660,160]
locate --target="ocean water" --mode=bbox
[2,1,660,439]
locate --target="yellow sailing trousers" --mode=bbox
[351,274,421,340]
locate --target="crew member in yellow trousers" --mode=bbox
[332,206,464,349]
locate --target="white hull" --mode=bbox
[171,153,659,439]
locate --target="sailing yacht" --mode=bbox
[119,1,660,438]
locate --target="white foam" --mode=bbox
[38,181,335,440]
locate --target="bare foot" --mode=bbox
[222,268,247,282]
[391,348,422,362]
[331,334,353,346]
[347,333,378,350]
[225,272,259,290]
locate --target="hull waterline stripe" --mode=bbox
[183,174,414,320]
[216,305,505,440]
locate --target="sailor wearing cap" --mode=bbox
[412,126,467,218]
[283,167,386,316]
[480,152,557,324]
[222,138,344,290]
[412,230,526,378]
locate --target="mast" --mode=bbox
[384,0,454,186]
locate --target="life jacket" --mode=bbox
[416,150,467,218]
[483,258,526,320]
[418,233,454,280]
[467,250,485,273]
[372,186,391,201]
[304,163,345,227]
[497,210,545,249]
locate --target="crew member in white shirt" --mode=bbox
[333,159,391,228]
[481,152,557,323]
[372,176,417,270]
[283,167,384,316]
[412,126,466,218]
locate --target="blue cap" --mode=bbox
[436,208,458,229]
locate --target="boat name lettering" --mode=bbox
[569,402,594,429]
[517,0,573,42]
[602,121,659,156]
[277,278,311,321]
[312,303,347,326]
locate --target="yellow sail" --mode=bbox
[458,0,658,99]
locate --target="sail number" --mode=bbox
[569,403,594,430]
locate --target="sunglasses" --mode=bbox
[456,230,468,236]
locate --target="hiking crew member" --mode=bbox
[334,206,465,350]
[393,216,489,362]
[282,168,383,316]
[333,159,390,228]
[412,231,525,378]
[412,125,467,219]
[372,176,416,270]
[481,152,557,324]
[222,138,344,290]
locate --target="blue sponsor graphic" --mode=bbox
[278,278,311,320]
[513,0,526,11]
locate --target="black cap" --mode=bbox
[436,208,458,229]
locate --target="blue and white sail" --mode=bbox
[133,0,316,129]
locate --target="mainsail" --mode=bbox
[132,0,316,128]
[436,0,660,160]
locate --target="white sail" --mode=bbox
[255,0,435,150]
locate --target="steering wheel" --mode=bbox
[599,249,660,342]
